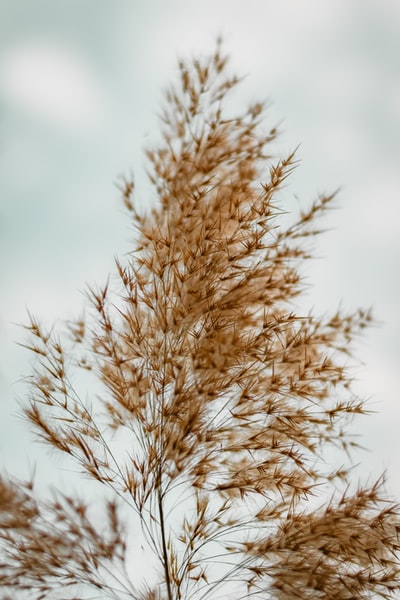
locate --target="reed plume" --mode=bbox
[1,39,399,600]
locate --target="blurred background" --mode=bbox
[0,0,399,499]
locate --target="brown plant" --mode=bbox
[1,39,399,600]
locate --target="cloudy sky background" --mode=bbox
[0,0,399,500]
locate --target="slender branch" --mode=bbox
[157,470,173,600]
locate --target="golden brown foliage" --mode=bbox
[1,40,399,599]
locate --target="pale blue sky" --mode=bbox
[0,0,399,497]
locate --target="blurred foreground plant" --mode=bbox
[1,40,400,600]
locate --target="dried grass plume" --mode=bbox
[1,39,399,600]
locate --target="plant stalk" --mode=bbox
[157,471,173,600]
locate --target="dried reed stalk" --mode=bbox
[1,39,399,600]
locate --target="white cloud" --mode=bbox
[0,41,107,131]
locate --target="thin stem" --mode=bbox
[157,471,173,600]
[155,260,174,600]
